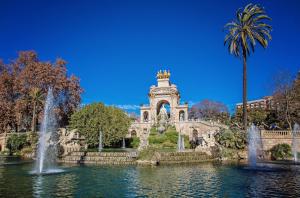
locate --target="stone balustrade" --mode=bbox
[260,130,300,151]
[261,130,300,139]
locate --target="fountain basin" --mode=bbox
[29,168,65,175]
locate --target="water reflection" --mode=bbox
[33,176,43,198]
[1,162,300,197]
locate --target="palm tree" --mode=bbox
[224,3,272,130]
[30,87,44,132]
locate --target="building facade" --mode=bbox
[236,96,274,111]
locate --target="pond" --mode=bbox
[1,159,300,197]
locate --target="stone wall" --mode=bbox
[60,151,138,165]
[260,130,300,151]
[0,133,7,152]
[157,151,213,164]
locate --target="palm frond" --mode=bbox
[223,3,272,58]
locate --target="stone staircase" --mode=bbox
[157,151,213,164]
[60,151,138,165]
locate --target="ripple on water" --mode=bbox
[0,162,300,197]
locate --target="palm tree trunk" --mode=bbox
[31,102,36,132]
[242,52,247,130]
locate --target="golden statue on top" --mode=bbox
[156,70,171,79]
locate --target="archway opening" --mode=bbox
[143,111,149,122]
[156,100,171,118]
[179,110,185,121]
[131,130,137,137]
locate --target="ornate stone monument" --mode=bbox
[129,70,227,150]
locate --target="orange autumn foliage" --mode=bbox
[0,51,83,133]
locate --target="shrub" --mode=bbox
[6,133,28,155]
[215,128,246,150]
[130,137,140,148]
[147,126,191,149]
[26,132,38,148]
[162,140,176,148]
[270,143,292,160]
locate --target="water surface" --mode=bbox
[0,160,300,197]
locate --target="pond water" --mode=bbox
[1,160,300,197]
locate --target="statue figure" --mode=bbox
[57,128,86,156]
[163,70,167,78]
[158,104,168,120]
[180,112,184,122]
[157,104,169,133]
[156,69,171,79]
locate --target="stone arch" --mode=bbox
[156,100,171,117]
[179,110,185,121]
[131,130,137,137]
[143,111,149,122]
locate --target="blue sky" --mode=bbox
[0,0,299,113]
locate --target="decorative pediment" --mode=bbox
[150,87,178,96]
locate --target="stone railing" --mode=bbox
[260,130,300,139]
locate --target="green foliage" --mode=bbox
[6,134,28,155]
[224,4,272,58]
[21,147,33,156]
[26,132,38,148]
[69,103,131,148]
[148,126,190,149]
[233,108,268,127]
[215,128,247,150]
[248,109,268,126]
[270,143,292,160]
[130,137,140,148]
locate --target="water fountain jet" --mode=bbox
[32,88,63,175]
[247,124,262,167]
[122,138,126,149]
[292,123,299,162]
[98,130,103,152]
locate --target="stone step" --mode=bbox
[63,156,136,161]
[159,156,211,161]
[159,159,213,164]
[159,152,207,157]
[61,159,137,165]
[68,152,137,158]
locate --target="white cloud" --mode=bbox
[112,104,140,110]
[187,101,196,106]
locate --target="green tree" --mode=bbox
[69,103,131,148]
[224,4,272,129]
[6,133,28,155]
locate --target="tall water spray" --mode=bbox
[177,123,185,152]
[248,124,262,167]
[35,88,58,174]
[122,138,126,149]
[292,123,299,162]
[98,130,103,152]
